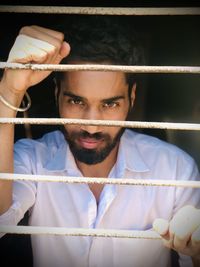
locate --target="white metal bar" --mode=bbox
[1,173,200,188]
[1,62,200,74]
[0,6,199,16]
[0,118,199,131]
[0,225,161,239]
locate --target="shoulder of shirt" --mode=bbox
[124,129,196,165]
[14,130,64,150]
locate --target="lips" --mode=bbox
[78,137,103,149]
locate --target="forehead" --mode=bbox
[61,70,128,98]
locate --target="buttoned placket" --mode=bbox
[87,163,119,267]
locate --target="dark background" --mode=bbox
[0,1,199,266]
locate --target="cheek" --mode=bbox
[110,110,129,121]
[104,126,122,138]
[63,124,81,135]
[102,106,130,121]
[115,102,131,120]
[59,104,81,119]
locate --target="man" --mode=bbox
[0,16,200,267]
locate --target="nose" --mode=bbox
[81,107,102,134]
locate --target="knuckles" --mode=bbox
[56,31,65,42]
[18,25,64,54]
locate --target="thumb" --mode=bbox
[153,218,169,236]
[153,218,175,249]
[60,41,70,58]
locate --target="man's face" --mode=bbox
[58,68,135,165]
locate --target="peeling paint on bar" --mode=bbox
[1,173,200,188]
[0,6,200,16]
[1,62,200,74]
[0,225,161,239]
[0,118,199,131]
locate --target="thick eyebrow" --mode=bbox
[101,96,125,103]
[63,91,125,102]
[63,91,85,101]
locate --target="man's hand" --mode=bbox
[153,205,200,263]
[0,25,69,215]
[2,25,70,94]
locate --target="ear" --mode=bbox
[54,78,58,106]
[130,83,136,108]
[55,87,58,106]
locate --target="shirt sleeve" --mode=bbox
[173,151,200,267]
[174,152,200,213]
[0,139,37,238]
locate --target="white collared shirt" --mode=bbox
[0,129,199,267]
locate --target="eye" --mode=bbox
[103,102,119,108]
[68,98,84,106]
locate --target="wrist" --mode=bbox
[0,73,25,96]
[0,81,26,116]
[0,74,25,96]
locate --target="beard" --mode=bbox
[62,127,125,165]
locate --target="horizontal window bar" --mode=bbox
[1,62,200,74]
[0,118,199,131]
[0,6,199,16]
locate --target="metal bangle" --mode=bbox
[0,92,31,112]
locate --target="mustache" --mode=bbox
[74,130,107,141]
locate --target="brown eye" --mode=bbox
[68,99,84,106]
[103,102,119,108]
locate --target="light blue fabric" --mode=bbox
[0,129,199,267]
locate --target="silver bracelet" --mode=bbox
[0,92,31,112]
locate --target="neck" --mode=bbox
[76,144,119,178]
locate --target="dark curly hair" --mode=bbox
[55,15,145,98]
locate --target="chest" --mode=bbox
[29,182,175,230]
[88,183,105,203]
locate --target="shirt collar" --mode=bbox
[44,131,79,174]
[115,130,150,174]
[44,130,150,174]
